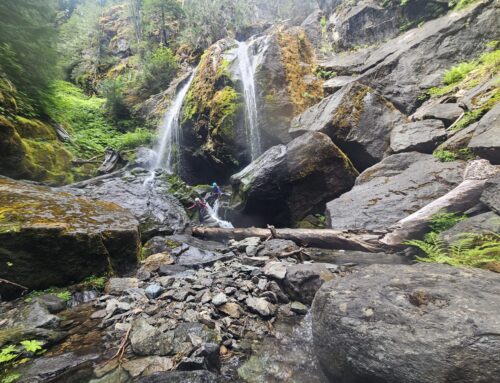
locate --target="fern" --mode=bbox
[406,232,500,270]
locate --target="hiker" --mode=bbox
[211,182,222,199]
[188,197,209,223]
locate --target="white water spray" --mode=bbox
[206,199,233,229]
[144,72,195,185]
[237,41,262,160]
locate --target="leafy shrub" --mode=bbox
[442,62,475,85]
[433,150,456,162]
[140,46,178,95]
[427,212,466,233]
[20,340,43,354]
[99,77,131,123]
[80,275,107,290]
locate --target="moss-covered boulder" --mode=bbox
[180,39,247,184]
[290,81,405,171]
[0,176,140,298]
[0,75,74,185]
[230,132,358,226]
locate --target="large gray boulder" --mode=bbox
[312,263,500,383]
[439,212,500,245]
[480,174,500,214]
[326,152,465,231]
[290,82,405,170]
[468,103,500,164]
[65,169,189,240]
[230,132,358,226]
[318,1,499,113]
[390,119,447,154]
[0,176,140,298]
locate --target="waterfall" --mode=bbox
[152,71,195,174]
[206,199,234,229]
[237,41,262,160]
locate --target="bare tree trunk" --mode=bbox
[381,159,499,246]
[193,227,383,252]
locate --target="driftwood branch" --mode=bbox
[0,278,28,290]
[193,227,382,252]
[381,159,499,246]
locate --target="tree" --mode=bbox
[143,0,185,45]
[0,0,59,115]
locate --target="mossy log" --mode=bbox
[193,227,382,252]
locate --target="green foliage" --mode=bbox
[48,81,156,158]
[407,232,500,269]
[433,150,456,162]
[0,0,59,115]
[315,68,337,80]
[56,291,72,302]
[20,340,43,354]
[99,77,131,123]
[140,46,178,95]
[449,0,479,10]
[427,212,467,233]
[442,62,475,85]
[23,287,71,303]
[0,346,18,364]
[1,373,21,383]
[80,275,107,290]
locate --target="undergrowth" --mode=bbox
[48,81,156,158]
[405,212,500,270]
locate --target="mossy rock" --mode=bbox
[0,176,141,298]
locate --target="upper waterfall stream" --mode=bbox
[237,40,262,161]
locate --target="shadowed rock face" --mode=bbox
[326,152,465,231]
[319,1,499,114]
[469,103,500,164]
[312,263,500,383]
[290,82,405,171]
[230,132,358,226]
[0,176,140,297]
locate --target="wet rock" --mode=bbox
[211,293,228,307]
[290,301,308,315]
[0,177,140,298]
[163,289,189,302]
[90,366,131,383]
[21,301,60,329]
[468,103,500,164]
[66,170,189,240]
[290,82,405,170]
[105,278,139,295]
[241,256,269,267]
[421,103,464,127]
[17,352,100,383]
[36,294,67,314]
[266,281,289,304]
[390,120,447,154]
[245,297,276,318]
[122,356,174,378]
[136,370,219,383]
[481,174,500,214]
[231,132,358,226]
[178,343,220,373]
[312,263,500,383]
[282,263,335,305]
[307,249,413,265]
[326,152,465,231]
[323,76,357,95]
[145,284,164,300]
[262,261,287,280]
[141,253,175,273]
[130,319,174,356]
[257,239,299,258]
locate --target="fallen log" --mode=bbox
[381,159,499,246]
[192,227,383,252]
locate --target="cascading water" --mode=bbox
[237,40,262,161]
[144,71,195,185]
[206,199,233,229]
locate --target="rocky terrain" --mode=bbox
[1,0,499,382]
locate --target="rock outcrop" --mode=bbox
[468,103,500,164]
[65,168,189,240]
[231,132,358,226]
[0,176,140,298]
[312,263,500,383]
[326,152,465,231]
[390,120,447,154]
[319,1,499,114]
[290,82,405,170]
